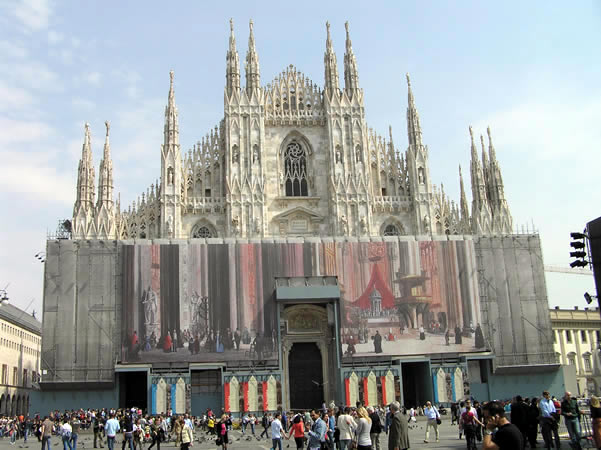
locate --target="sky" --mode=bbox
[1,0,600,316]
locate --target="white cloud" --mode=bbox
[71,97,96,110]
[0,117,53,146]
[0,40,28,59]
[12,0,51,32]
[0,60,62,92]
[84,71,102,86]
[0,82,36,110]
[48,29,63,44]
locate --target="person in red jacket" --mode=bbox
[287,415,305,450]
[163,332,172,352]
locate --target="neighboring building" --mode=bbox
[0,303,42,416]
[551,306,601,397]
[37,20,558,414]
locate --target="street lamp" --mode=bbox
[0,289,9,306]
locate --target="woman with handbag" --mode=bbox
[337,407,357,450]
[216,415,228,449]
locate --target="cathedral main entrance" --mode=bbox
[288,342,324,410]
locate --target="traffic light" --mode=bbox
[570,231,588,268]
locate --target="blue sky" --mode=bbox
[1,0,600,315]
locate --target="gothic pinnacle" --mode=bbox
[229,18,236,48]
[487,125,497,161]
[103,120,111,158]
[344,21,352,52]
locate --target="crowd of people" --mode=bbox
[1,391,601,450]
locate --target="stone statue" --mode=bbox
[253,145,260,163]
[340,214,348,234]
[335,147,341,163]
[360,216,367,234]
[167,215,174,237]
[232,215,240,235]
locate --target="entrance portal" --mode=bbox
[118,371,148,410]
[289,343,323,410]
[401,362,432,408]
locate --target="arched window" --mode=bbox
[383,224,401,236]
[192,225,213,239]
[284,141,308,196]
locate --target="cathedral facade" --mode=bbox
[37,20,561,415]
[71,20,512,242]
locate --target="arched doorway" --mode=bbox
[0,394,5,415]
[288,342,324,410]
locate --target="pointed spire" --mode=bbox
[407,74,423,147]
[97,120,114,209]
[487,125,497,162]
[343,21,360,95]
[164,70,179,147]
[245,19,260,94]
[73,122,96,238]
[469,126,478,160]
[324,21,340,94]
[459,164,470,231]
[226,18,240,95]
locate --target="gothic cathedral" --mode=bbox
[71,20,512,241]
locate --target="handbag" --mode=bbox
[436,417,441,425]
[215,436,222,446]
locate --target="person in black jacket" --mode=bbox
[368,406,382,450]
[510,396,529,449]
[527,398,540,449]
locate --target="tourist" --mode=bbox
[217,414,229,449]
[509,396,528,448]
[147,418,160,450]
[132,418,144,450]
[70,415,81,450]
[259,413,269,438]
[41,415,54,450]
[538,391,556,450]
[387,401,409,450]
[93,414,105,448]
[355,407,372,450]
[337,406,357,450]
[287,414,305,450]
[61,419,73,450]
[105,413,120,450]
[179,417,193,450]
[423,401,440,443]
[482,400,523,449]
[368,406,382,450]
[460,401,483,450]
[590,395,601,449]
[306,410,327,450]
[527,398,539,449]
[270,412,283,450]
[561,391,582,450]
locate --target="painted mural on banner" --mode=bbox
[121,240,486,363]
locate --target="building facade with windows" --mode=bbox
[0,304,42,416]
[551,307,601,397]
[37,20,559,414]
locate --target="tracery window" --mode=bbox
[383,224,401,236]
[192,226,213,239]
[284,141,308,196]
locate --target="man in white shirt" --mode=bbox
[270,412,283,450]
[423,401,440,443]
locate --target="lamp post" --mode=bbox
[0,289,9,306]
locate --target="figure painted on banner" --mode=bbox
[345,336,356,357]
[374,330,383,353]
[171,329,178,352]
[399,324,405,335]
[150,331,157,348]
[131,330,139,349]
[188,334,195,354]
[242,327,251,345]
[454,325,463,344]
[445,329,450,346]
[216,331,224,353]
[388,329,395,341]
[252,333,263,360]
[419,325,426,341]
[144,334,152,352]
[474,324,485,348]
[163,331,172,352]
[142,286,158,325]
[234,328,241,350]
[177,329,184,349]
[225,328,233,350]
